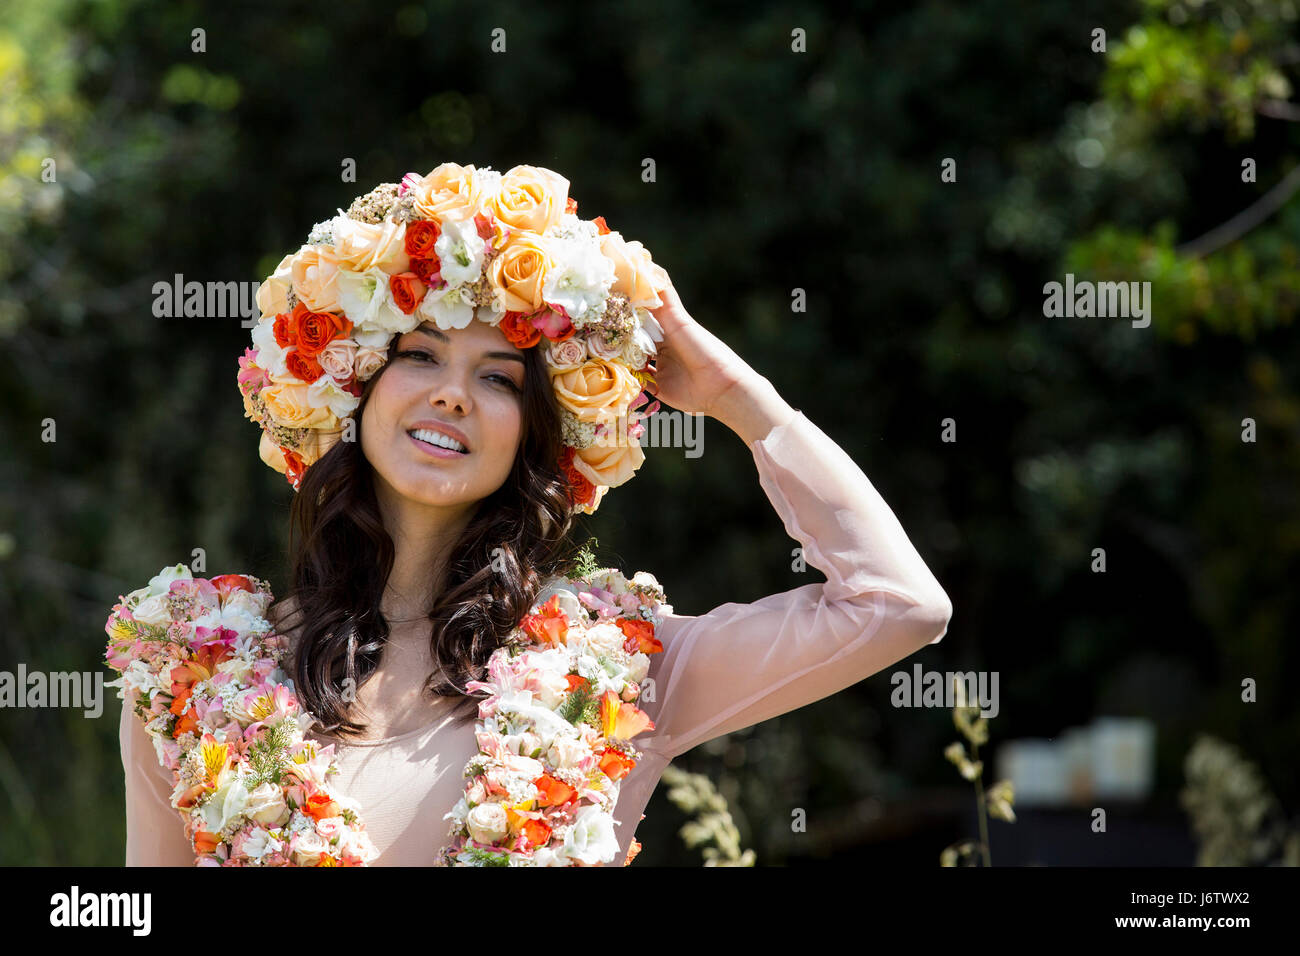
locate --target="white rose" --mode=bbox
[561,804,620,865]
[626,651,650,686]
[223,588,272,620]
[132,594,172,626]
[240,827,281,862]
[465,803,510,845]
[547,737,589,769]
[581,621,627,657]
[244,782,290,827]
[291,829,330,866]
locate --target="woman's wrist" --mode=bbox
[710,372,798,446]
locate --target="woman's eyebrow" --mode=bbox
[411,323,526,364]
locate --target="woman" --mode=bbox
[116,168,952,866]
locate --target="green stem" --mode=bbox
[973,741,991,866]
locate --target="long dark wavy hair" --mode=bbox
[276,341,586,737]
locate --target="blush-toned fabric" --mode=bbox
[118,409,952,866]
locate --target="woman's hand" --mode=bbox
[644,279,757,421]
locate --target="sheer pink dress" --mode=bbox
[118,409,952,865]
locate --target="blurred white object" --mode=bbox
[1090,717,1156,801]
[995,739,1069,806]
[995,717,1156,807]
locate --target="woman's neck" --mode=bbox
[374,481,477,628]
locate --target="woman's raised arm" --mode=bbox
[636,395,952,760]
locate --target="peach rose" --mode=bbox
[260,383,339,430]
[486,232,553,313]
[549,358,644,425]
[600,232,670,309]
[409,162,483,221]
[353,346,387,381]
[572,437,646,489]
[317,338,357,381]
[256,253,295,318]
[291,246,342,313]
[297,425,343,466]
[332,217,411,274]
[259,431,288,474]
[486,165,570,237]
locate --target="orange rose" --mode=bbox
[572,438,645,489]
[409,163,483,221]
[255,253,294,318]
[290,245,342,312]
[389,272,428,314]
[410,256,441,283]
[285,349,324,383]
[303,792,341,821]
[499,311,541,348]
[272,312,296,348]
[404,220,441,258]
[261,383,338,430]
[293,303,353,356]
[486,165,570,236]
[549,358,643,424]
[486,232,553,313]
[599,231,670,309]
[331,217,410,273]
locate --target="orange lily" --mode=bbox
[599,689,654,742]
[521,595,569,647]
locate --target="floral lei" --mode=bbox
[104,557,668,867]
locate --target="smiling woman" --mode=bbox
[285,317,581,744]
[114,163,951,867]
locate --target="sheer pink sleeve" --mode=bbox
[638,409,953,760]
[118,687,197,866]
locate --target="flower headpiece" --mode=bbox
[238,163,669,514]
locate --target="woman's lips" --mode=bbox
[408,433,469,459]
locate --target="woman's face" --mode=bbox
[360,319,527,510]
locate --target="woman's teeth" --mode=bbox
[409,428,467,453]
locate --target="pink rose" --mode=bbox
[585,329,625,362]
[318,338,357,382]
[354,346,387,381]
[546,336,587,370]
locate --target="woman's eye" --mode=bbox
[398,350,519,392]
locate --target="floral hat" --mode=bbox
[237,163,670,515]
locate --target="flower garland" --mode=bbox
[435,566,668,866]
[105,560,669,867]
[104,565,380,866]
[238,163,671,515]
